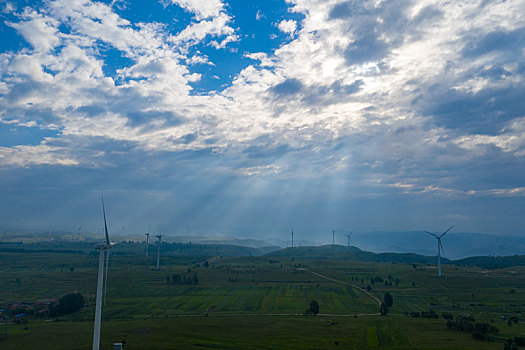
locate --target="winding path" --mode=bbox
[310,270,382,310]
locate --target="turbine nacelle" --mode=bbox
[94,242,114,250]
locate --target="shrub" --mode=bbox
[49,293,85,317]
[309,300,319,316]
[380,303,389,316]
[384,293,393,308]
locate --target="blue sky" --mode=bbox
[0,0,524,244]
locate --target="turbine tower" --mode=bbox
[332,229,336,246]
[291,226,294,248]
[424,225,453,277]
[92,195,115,350]
[156,230,163,270]
[345,231,353,247]
[145,226,150,257]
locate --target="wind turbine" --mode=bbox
[332,229,336,246]
[345,231,353,247]
[92,195,115,350]
[78,226,82,241]
[145,226,150,257]
[424,225,453,277]
[291,226,294,248]
[156,230,163,270]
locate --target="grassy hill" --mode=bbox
[6,239,525,269]
[453,254,525,269]
[0,240,281,257]
[266,244,446,264]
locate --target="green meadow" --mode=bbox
[1,248,525,349]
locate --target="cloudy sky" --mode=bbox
[1,0,524,242]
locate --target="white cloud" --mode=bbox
[277,19,297,37]
[455,117,525,156]
[166,0,224,20]
[7,10,60,52]
[186,54,213,65]
[255,10,264,21]
[2,2,15,13]
[236,164,281,176]
[0,143,79,167]
[0,0,524,203]
[244,52,274,67]
[170,12,235,51]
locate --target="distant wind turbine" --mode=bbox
[424,225,453,277]
[291,226,294,248]
[345,231,353,247]
[156,230,163,270]
[332,229,336,246]
[145,226,150,257]
[92,195,116,350]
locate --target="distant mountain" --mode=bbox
[169,236,281,250]
[351,231,525,260]
[265,244,445,264]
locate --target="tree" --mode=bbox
[309,300,319,316]
[54,293,85,316]
[193,272,199,284]
[380,303,389,316]
[504,339,518,350]
[204,261,209,268]
[384,292,393,308]
[172,273,181,283]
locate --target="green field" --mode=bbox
[1,248,525,349]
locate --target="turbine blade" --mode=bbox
[424,230,438,238]
[439,239,445,257]
[440,225,454,238]
[101,194,110,245]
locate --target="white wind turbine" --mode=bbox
[345,231,353,247]
[92,195,116,350]
[424,225,453,277]
[145,226,150,257]
[156,230,163,270]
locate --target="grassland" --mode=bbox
[1,246,525,349]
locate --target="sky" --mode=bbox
[0,0,524,243]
